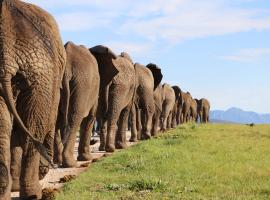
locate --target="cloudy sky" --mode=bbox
[25,0,270,113]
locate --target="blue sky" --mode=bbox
[25,0,270,113]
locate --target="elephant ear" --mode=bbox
[90,45,119,87]
[120,52,133,64]
[172,86,181,99]
[146,63,163,90]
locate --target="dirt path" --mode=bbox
[11,131,135,199]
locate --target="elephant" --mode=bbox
[151,84,164,136]
[171,86,183,128]
[189,98,197,122]
[53,42,100,168]
[89,46,136,152]
[181,91,192,123]
[195,98,210,123]
[0,0,66,199]
[129,62,163,141]
[161,84,175,131]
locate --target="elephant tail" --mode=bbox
[61,71,70,144]
[1,74,55,168]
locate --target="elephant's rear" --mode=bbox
[0,0,66,199]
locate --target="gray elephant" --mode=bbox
[128,61,163,141]
[189,98,197,122]
[129,62,163,141]
[53,42,100,168]
[90,46,136,152]
[195,98,210,123]
[161,84,175,131]
[171,86,183,128]
[181,92,192,123]
[0,0,66,199]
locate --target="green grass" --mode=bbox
[56,124,270,200]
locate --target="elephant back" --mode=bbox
[0,0,66,78]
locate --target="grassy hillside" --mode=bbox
[56,124,270,200]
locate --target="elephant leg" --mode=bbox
[171,113,176,128]
[141,109,153,140]
[151,110,160,136]
[0,97,12,200]
[183,110,187,124]
[39,129,55,180]
[53,129,63,165]
[78,106,97,161]
[129,104,138,142]
[136,109,142,140]
[176,108,180,125]
[115,106,130,149]
[203,110,207,123]
[10,126,22,192]
[162,115,168,132]
[106,114,119,152]
[171,105,177,128]
[99,119,107,151]
[199,112,203,123]
[10,146,22,192]
[161,106,170,131]
[19,140,42,199]
[105,89,124,152]
[167,112,171,129]
[62,121,81,167]
[170,112,173,128]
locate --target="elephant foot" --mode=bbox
[11,179,20,192]
[62,156,77,168]
[129,137,138,142]
[0,162,9,195]
[141,133,151,140]
[54,154,63,166]
[39,165,49,180]
[20,183,42,200]
[115,141,128,149]
[77,153,92,161]
[99,144,105,151]
[105,144,115,152]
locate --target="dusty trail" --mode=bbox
[11,131,135,199]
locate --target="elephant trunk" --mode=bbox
[1,73,55,167]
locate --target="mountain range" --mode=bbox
[210,107,270,124]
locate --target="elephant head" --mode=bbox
[146,63,163,90]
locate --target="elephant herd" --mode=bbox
[0,1,210,199]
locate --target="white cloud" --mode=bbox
[23,0,270,44]
[221,48,270,62]
[120,1,270,43]
[56,12,113,32]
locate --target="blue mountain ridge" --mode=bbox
[210,107,270,124]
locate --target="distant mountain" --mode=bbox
[210,107,270,124]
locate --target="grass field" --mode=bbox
[56,124,270,200]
